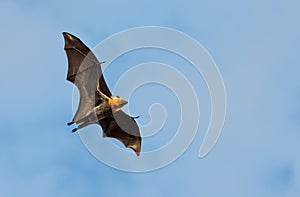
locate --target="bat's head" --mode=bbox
[109,96,128,111]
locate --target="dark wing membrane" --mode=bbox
[63,32,111,122]
[99,110,141,156]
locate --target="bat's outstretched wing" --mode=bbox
[63,32,111,122]
[100,110,141,156]
[63,32,141,155]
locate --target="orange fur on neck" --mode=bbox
[108,99,112,107]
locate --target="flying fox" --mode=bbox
[63,32,141,156]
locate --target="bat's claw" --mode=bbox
[72,128,78,133]
[67,121,74,126]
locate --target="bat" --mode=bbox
[62,32,141,156]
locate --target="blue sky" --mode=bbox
[1,0,300,196]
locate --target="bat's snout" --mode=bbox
[110,97,128,109]
[119,99,128,107]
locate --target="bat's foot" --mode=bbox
[72,128,78,133]
[67,121,74,126]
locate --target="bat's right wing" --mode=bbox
[100,110,142,156]
[63,32,111,122]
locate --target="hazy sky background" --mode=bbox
[1,0,300,196]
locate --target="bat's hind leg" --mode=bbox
[72,120,99,133]
[71,111,100,133]
[67,121,74,126]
